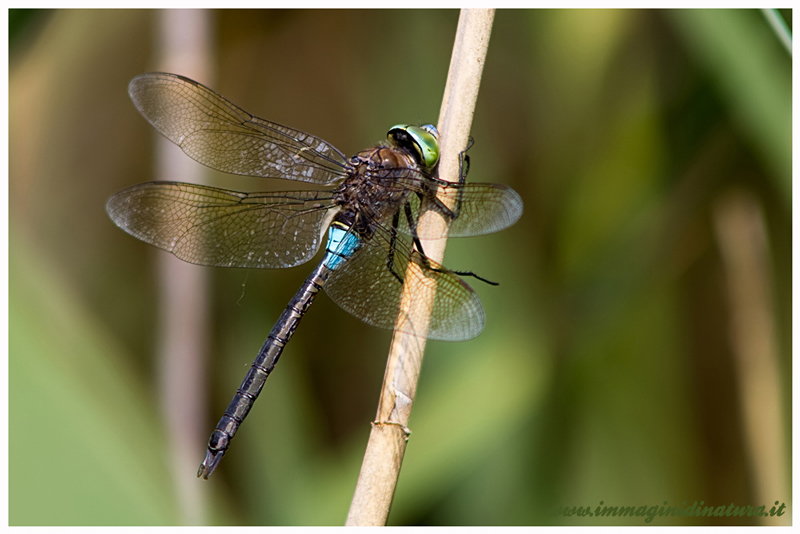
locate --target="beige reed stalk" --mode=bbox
[346,9,495,526]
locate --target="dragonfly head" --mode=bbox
[387,124,440,169]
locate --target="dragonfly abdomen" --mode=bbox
[322,216,363,270]
[198,218,363,478]
[197,260,330,478]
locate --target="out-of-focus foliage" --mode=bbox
[9,9,791,526]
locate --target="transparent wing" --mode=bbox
[128,73,349,184]
[106,182,337,268]
[324,221,484,341]
[391,176,523,239]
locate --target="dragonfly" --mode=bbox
[106,72,523,479]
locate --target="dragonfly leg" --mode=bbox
[404,201,428,257]
[458,138,474,185]
[450,268,498,286]
[385,210,404,284]
[404,199,498,286]
[433,137,473,222]
[424,143,471,224]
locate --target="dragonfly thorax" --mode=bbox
[334,146,421,228]
[352,145,420,171]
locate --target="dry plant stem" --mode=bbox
[346,9,495,526]
[713,191,788,525]
[155,9,214,525]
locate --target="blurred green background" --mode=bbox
[9,9,791,526]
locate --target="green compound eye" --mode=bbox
[387,124,440,168]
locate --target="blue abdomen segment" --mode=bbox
[323,222,361,270]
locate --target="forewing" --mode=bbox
[324,224,484,341]
[395,179,523,239]
[128,73,349,184]
[106,182,336,268]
